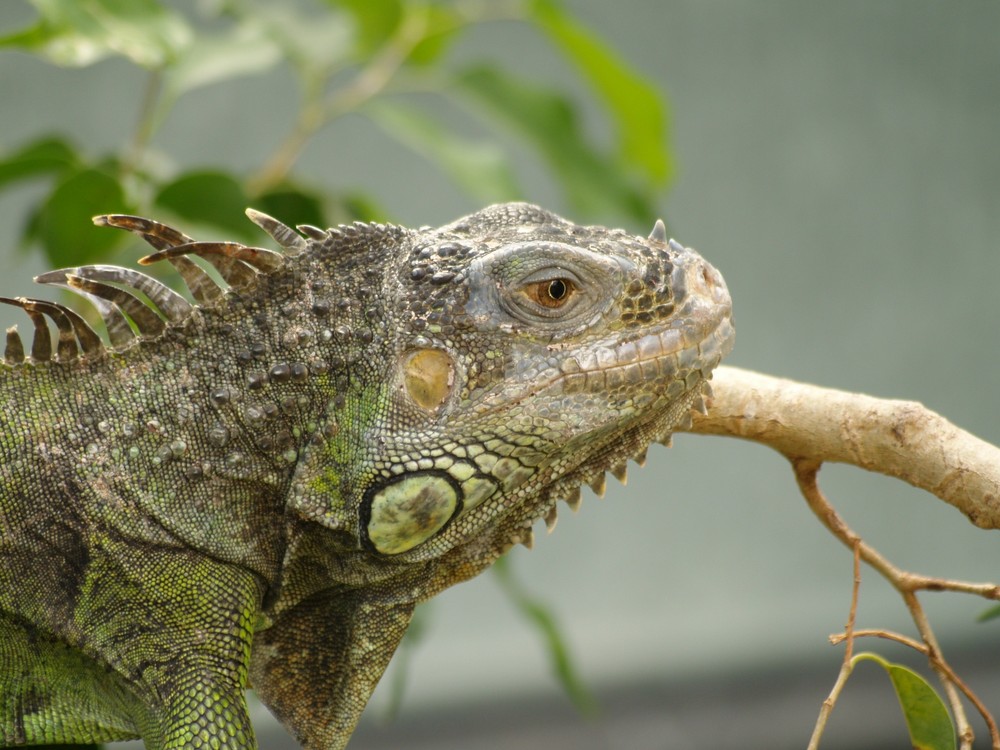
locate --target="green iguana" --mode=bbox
[0,202,734,749]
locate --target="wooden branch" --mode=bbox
[683,365,1000,531]
[686,366,1000,747]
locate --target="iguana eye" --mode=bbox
[521,277,576,310]
[467,244,623,333]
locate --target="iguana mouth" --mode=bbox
[499,310,735,551]
[497,248,734,406]
[555,314,734,397]
[480,310,734,420]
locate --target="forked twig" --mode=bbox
[794,459,1000,750]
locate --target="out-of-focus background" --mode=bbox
[2,2,999,748]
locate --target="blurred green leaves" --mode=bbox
[369,103,521,205]
[29,166,130,266]
[0,137,132,265]
[1,0,191,67]
[457,65,653,222]
[325,0,403,56]
[2,0,672,269]
[494,556,598,716]
[529,0,671,186]
[154,171,255,241]
[162,21,283,101]
[0,137,79,192]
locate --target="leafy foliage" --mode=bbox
[0,0,190,67]
[1,0,672,270]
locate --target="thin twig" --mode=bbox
[121,68,164,182]
[904,589,976,750]
[806,658,853,750]
[806,539,862,750]
[847,541,860,661]
[830,628,927,652]
[790,460,1000,602]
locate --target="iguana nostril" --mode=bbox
[689,260,728,306]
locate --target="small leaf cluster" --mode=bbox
[0,0,673,271]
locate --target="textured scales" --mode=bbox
[0,203,734,748]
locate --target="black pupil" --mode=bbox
[548,279,568,300]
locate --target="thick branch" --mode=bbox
[683,366,1000,530]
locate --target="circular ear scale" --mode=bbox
[362,471,463,555]
[401,348,454,411]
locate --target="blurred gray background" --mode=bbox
[2,1,999,748]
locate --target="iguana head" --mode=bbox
[294,203,734,574]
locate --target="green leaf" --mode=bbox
[529,0,671,186]
[164,20,284,100]
[236,4,352,77]
[0,0,192,68]
[254,185,327,230]
[455,65,655,223]
[29,167,129,267]
[331,193,387,224]
[976,603,1000,622]
[154,171,254,241]
[323,0,402,55]
[382,602,431,721]
[0,137,80,192]
[368,104,522,204]
[405,5,462,67]
[493,556,598,716]
[320,0,456,65]
[853,653,956,750]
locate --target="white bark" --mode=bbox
[684,365,1000,530]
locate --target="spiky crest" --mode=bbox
[0,209,304,366]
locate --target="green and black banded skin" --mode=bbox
[0,203,734,749]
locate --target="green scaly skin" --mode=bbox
[0,203,734,748]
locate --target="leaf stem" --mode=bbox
[122,68,164,183]
[248,9,429,195]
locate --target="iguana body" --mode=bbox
[0,203,734,748]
